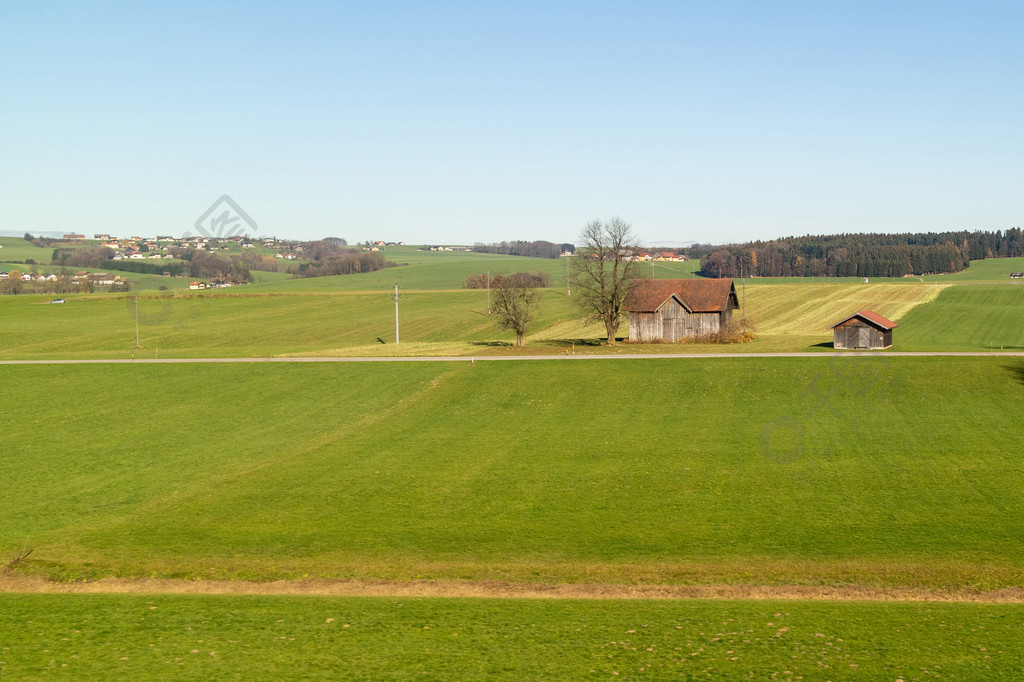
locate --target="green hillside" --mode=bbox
[897,284,1024,350]
[919,256,1024,282]
[0,236,55,262]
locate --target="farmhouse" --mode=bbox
[830,310,897,349]
[625,279,739,342]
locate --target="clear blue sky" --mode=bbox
[2,1,1021,245]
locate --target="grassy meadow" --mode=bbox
[0,236,55,262]
[919,255,1024,282]
[2,593,1021,679]
[897,285,1024,350]
[2,357,1022,588]
[3,246,1023,356]
[1,278,1019,358]
[3,249,1024,677]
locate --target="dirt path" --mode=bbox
[2,576,1022,603]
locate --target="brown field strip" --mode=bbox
[2,577,1022,604]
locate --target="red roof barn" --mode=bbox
[624,279,739,342]
[830,310,897,349]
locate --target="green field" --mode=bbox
[259,246,571,293]
[0,289,583,359]
[3,251,1024,676]
[898,285,1024,350]
[0,277,1021,357]
[3,247,1021,358]
[1,593,1021,679]
[919,256,1024,282]
[2,358,1022,588]
[0,236,55,262]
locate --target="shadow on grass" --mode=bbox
[811,341,835,349]
[1005,362,1024,386]
[469,340,513,348]
[535,338,607,349]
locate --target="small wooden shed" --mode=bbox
[830,310,897,349]
[625,279,739,342]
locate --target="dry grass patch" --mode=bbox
[744,282,948,335]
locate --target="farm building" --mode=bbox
[624,279,739,342]
[830,310,897,349]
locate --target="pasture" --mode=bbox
[1,593,1021,678]
[261,246,570,293]
[0,276,1018,357]
[2,357,1022,589]
[0,236,54,262]
[3,253,1024,676]
[919,255,1024,282]
[898,285,1024,350]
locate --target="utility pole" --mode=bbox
[393,283,400,344]
[565,256,570,297]
[134,293,140,348]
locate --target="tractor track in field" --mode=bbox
[2,351,1024,364]
[2,576,1023,603]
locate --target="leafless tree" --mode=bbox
[491,272,540,347]
[569,217,643,345]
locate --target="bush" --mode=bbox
[686,323,757,344]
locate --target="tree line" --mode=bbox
[689,229,1023,279]
[472,240,573,259]
[291,247,392,278]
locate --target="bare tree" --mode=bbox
[491,272,540,347]
[569,217,643,345]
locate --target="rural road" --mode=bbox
[1,352,1024,364]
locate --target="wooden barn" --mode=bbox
[624,279,739,342]
[830,310,897,349]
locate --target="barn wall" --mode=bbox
[630,300,732,342]
[690,312,721,336]
[660,299,685,341]
[628,312,662,342]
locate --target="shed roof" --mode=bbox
[625,279,739,313]
[830,309,898,330]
